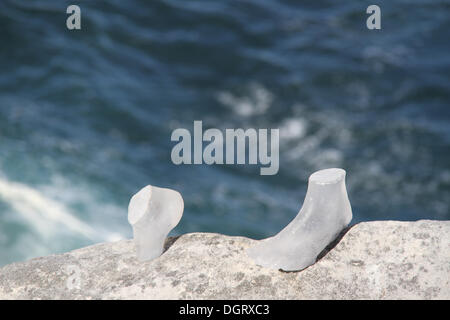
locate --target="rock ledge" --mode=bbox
[0,220,449,299]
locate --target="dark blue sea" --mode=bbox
[0,0,449,266]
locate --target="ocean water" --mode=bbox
[0,0,449,266]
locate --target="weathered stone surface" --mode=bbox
[0,220,448,299]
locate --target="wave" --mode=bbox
[0,173,128,265]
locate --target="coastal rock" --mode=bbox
[0,220,449,299]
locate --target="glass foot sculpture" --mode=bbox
[247,168,353,271]
[128,185,184,261]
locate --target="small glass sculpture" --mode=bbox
[247,168,353,271]
[128,185,184,261]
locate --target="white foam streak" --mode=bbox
[0,176,96,240]
[217,83,273,117]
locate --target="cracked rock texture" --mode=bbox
[0,220,449,299]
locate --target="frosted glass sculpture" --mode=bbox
[247,168,352,271]
[128,185,184,261]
